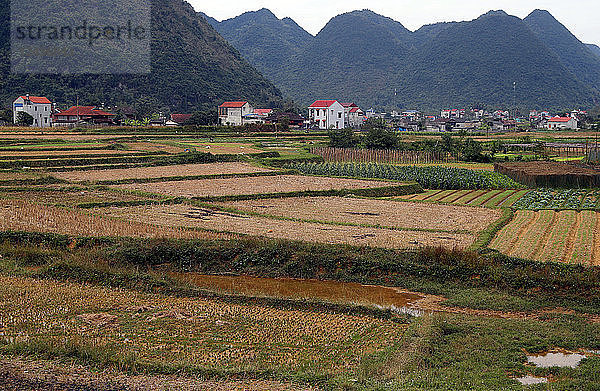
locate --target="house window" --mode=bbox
[338,112,342,119]
[44,117,47,124]
[35,106,37,111]
[336,121,339,129]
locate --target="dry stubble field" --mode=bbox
[0,199,237,241]
[113,175,403,198]
[100,204,476,249]
[219,196,500,233]
[53,162,273,182]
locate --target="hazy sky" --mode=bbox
[193,0,599,45]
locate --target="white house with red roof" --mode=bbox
[52,106,116,126]
[218,101,253,126]
[547,116,578,130]
[13,95,53,127]
[309,100,345,129]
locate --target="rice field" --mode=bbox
[490,210,600,265]
[0,149,146,158]
[0,188,152,207]
[53,163,274,182]
[0,199,236,240]
[219,197,501,234]
[181,142,264,155]
[398,189,531,209]
[99,204,476,249]
[0,275,408,376]
[113,175,405,199]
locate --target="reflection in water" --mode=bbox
[515,376,549,385]
[169,273,425,313]
[527,351,586,368]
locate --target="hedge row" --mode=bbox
[0,152,165,161]
[25,152,242,171]
[94,170,294,186]
[192,183,423,202]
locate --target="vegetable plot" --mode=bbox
[287,162,523,190]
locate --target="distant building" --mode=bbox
[52,106,116,126]
[218,101,253,126]
[170,114,192,125]
[547,117,578,130]
[265,112,305,128]
[13,95,52,127]
[309,100,345,129]
[341,103,365,128]
[441,109,465,119]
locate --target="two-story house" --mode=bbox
[218,101,253,126]
[309,100,345,130]
[13,95,52,127]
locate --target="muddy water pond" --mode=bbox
[169,273,424,311]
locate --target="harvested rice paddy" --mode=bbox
[113,175,406,199]
[100,204,476,249]
[0,199,235,240]
[53,163,273,182]
[220,196,501,234]
[0,275,408,376]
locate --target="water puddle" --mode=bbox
[515,375,549,385]
[169,273,425,314]
[527,350,586,368]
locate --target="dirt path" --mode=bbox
[0,356,317,391]
[407,290,600,323]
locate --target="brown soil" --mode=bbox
[113,175,404,198]
[53,163,272,182]
[495,162,600,187]
[219,197,501,233]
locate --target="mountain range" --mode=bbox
[0,0,282,114]
[206,8,600,110]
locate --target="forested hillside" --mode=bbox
[0,0,283,113]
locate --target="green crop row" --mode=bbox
[286,162,523,190]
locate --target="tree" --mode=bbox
[460,138,489,162]
[278,115,290,131]
[186,109,217,126]
[364,128,399,149]
[0,109,12,124]
[328,129,359,148]
[16,111,33,126]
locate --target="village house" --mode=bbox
[168,114,192,126]
[441,109,465,119]
[309,100,346,129]
[547,116,578,130]
[341,103,365,128]
[265,112,306,128]
[218,101,253,126]
[13,95,53,127]
[52,106,116,126]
